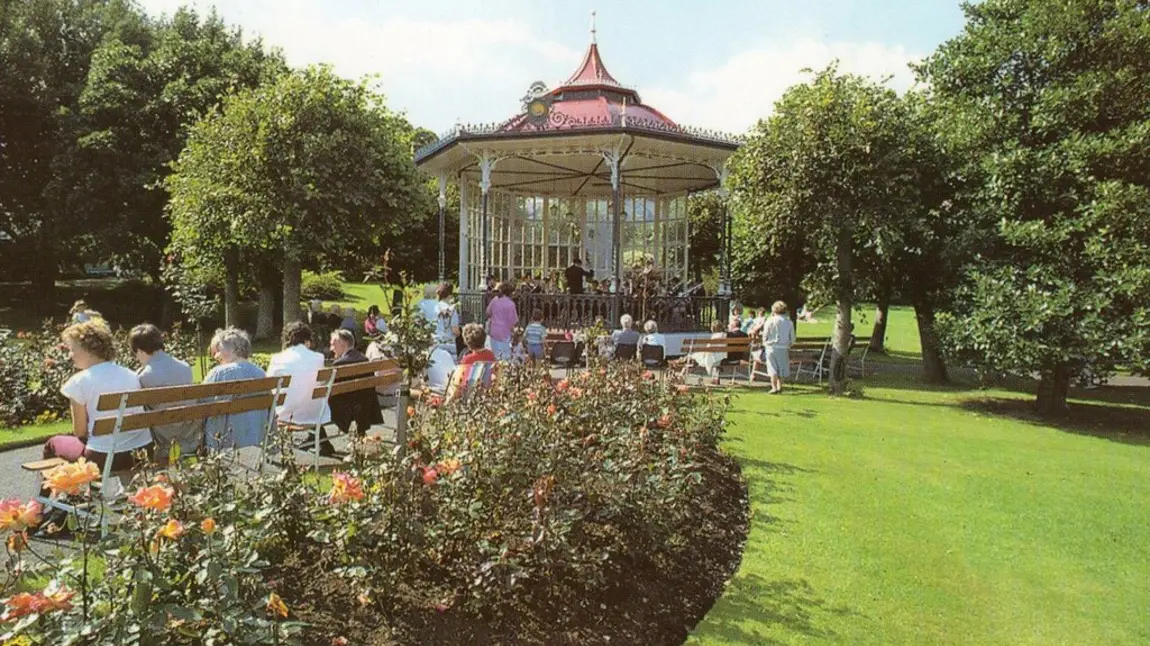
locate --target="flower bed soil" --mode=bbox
[278,448,749,646]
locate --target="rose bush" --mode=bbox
[1,360,735,645]
[0,321,198,427]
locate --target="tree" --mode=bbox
[686,190,724,287]
[0,0,121,305]
[61,7,285,283]
[729,66,917,393]
[921,0,1150,415]
[167,66,426,328]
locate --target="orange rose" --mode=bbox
[1,585,74,621]
[421,468,438,486]
[0,499,41,533]
[329,472,365,504]
[266,592,288,618]
[200,518,217,535]
[42,459,101,496]
[657,413,674,428]
[546,404,557,416]
[555,378,569,392]
[6,533,27,553]
[437,458,461,475]
[128,485,174,512]
[406,406,416,418]
[569,386,583,399]
[642,370,655,380]
[156,519,185,540]
[2,593,41,621]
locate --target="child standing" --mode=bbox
[525,309,547,361]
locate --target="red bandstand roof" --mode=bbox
[497,41,678,134]
[414,34,741,198]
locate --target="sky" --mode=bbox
[135,0,969,135]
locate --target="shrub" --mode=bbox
[0,321,200,427]
[0,360,730,644]
[301,270,345,301]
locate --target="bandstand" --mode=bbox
[415,25,742,343]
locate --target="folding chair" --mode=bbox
[614,343,637,361]
[446,361,497,399]
[550,341,578,374]
[640,344,666,369]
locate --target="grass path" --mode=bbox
[688,380,1150,645]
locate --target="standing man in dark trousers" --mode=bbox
[564,257,593,294]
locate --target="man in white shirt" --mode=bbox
[425,346,456,394]
[266,322,330,427]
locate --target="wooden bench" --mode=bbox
[24,375,292,533]
[277,358,403,470]
[680,336,754,384]
[749,335,873,384]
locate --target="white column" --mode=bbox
[601,148,623,292]
[458,179,469,292]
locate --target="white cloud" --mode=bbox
[135,2,922,135]
[643,39,924,135]
[135,0,582,128]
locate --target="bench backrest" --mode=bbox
[311,358,402,400]
[682,337,753,353]
[92,376,291,436]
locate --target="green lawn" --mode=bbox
[793,305,922,357]
[688,378,1150,645]
[0,420,70,450]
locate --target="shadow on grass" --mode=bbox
[959,397,1150,447]
[690,459,859,645]
[699,572,859,645]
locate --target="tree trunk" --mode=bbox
[1036,365,1071,417]
[223,248,240,328]
[913,300,949,384]
[282,255,302,325]
[870,297,889,353]
[828,229,853,395]
[255,260,277,340]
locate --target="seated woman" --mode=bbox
[202,327,269,450]
[43,320,151,470]
[640,320,666,348]
[689,320,728,383]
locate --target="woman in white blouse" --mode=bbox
[42,320,150,470]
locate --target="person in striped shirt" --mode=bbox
[524,309,547,361]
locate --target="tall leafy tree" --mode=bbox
[729,66,917,393]
[0,0,123,304]
[167,66,426,327]
[686,190,725,287]
[921,0,1150,415]
[63,6,285,279]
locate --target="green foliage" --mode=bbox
[0,362,729,644]
[0,320,198,426]
[729,65,919,392]
[921,0,1150,412]
[300,270,346,301]
[687,190,726,284]
[165,65,428,323]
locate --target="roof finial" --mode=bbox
[590,9,597,44]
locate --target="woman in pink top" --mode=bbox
[485,282,518,360]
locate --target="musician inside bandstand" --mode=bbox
[505,262,703,298]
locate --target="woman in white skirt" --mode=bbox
[761,301,795,394]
